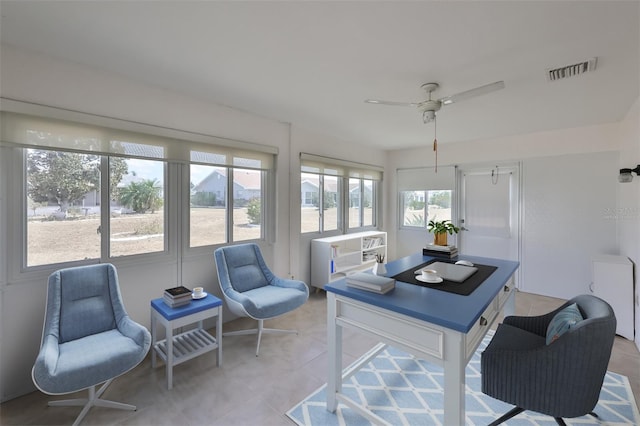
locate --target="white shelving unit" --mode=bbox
[311,231,387,289]
[591,255,634,340]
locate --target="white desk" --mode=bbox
[325,253,519,425]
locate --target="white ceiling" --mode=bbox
[1,1,638,150]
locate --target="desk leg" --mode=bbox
[216,308,222,367]
[166,326,174,390]
[504,288,516,317]
[326,292,342,413]
[443,331,465,426]
[150,311,157,368]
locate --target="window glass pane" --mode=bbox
[233,168,262,242]
[26,149,101,266]
[363,179,373,227]
[401,190,426,227]
[349,178,361,228]
[427,190,453,223]
[323,175,339,232]
[109,158,165,257]
[301,172,320,233]
[190,164,227,247]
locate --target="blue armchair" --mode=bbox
[214,243,309,356]
[481,294,617,425]
[32,263,151,426]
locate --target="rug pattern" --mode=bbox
[287,334,639,425]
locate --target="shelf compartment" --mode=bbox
[154,328,218,367]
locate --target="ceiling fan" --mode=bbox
[364,80,505,123]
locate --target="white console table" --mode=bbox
[325,253,519,425]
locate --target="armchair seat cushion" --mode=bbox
[35,329,145,394]
[239,285,308,319]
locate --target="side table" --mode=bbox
[150,293,223,389]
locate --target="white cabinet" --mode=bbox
[591,255,634,340]
[311,231,387,289]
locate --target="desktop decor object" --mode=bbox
[427,219,460,246]
[346,272,395,294]
[372,253,386,276]
[163,285,192,308]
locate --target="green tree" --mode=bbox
[323,190,336,209]
[27,150,128,213]
[119,179,163,213]
[246,197,261,225]
[429,191,451,208]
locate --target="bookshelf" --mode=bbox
[311,231,387,289]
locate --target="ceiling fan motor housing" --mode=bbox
[418,99,441,113]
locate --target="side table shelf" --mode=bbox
[153,328,218,366]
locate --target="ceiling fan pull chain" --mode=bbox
[433,115,438,173]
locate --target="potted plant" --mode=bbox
[427,219,460,246]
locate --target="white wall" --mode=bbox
[616,98,640,349]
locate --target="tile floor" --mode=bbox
[1,290,638,425]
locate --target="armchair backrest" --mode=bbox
[46,263,124,344]
[214,243,273,293]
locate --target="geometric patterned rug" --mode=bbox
[287,332,640,425]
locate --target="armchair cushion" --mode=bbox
[545,303,583,344]
[34,329,145,394]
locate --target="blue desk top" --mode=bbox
[325,253,519,333]
[151,293,222,321]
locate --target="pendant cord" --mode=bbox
[433,115,438,173]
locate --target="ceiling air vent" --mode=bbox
[546,57,597,82]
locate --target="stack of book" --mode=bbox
[163,286,192,308]
[423,244,459,259]
[346,272,395,294]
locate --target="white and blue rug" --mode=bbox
[287,333,639,425]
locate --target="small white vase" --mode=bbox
[372,262,387,276]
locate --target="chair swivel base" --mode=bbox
[47,379,136,426]
[489,406,600,426]
[223,319,297,356]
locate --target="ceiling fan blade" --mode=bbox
[364,99,420,107]
[439,81,505,105]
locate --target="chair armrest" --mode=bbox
[117,316,151,349]
[503,301,571,337]
[32,335,60,391]
[271,276,309,294]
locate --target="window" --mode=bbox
[300,172,341,233]
[349,178,376,228]
[189,149,268,247]
[232,168,262,242]
[26,149,102,266]
[397,166,456,231]
[400,190,453,228]
[109,158,166,257]
[300,153,382,234]
[190,164,227,247]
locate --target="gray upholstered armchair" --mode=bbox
[214,243,309,356]
[32,263,151,426]
[481,294,617,426]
